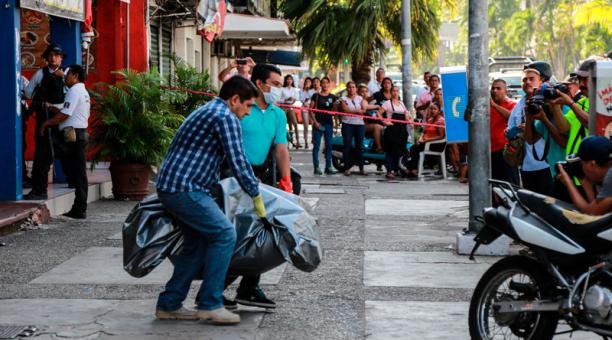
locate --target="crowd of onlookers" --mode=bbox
[280,56,611,214]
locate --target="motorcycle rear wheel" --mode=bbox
[468,256,558,340]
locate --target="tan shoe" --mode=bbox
[197,307,240,325]
[155,306,198,320]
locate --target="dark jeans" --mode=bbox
[312,123,333,169]
[342,123,365,170]
[407,142,445,170]
[491,150,519,185]
[30,128,57,195]
[385,153,401,173]
[59,130,89,212]
[157,190,236,311]
[521,168,553,196]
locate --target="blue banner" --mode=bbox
[440,67,468,143]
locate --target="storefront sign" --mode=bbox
[440,66,469,143]
[21,0,85,22]
[20,9,50,72]
[591,61,612,138]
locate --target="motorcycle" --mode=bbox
[468,180,612,339]
[330,135,412,172]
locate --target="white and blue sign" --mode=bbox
[440,66,468,143]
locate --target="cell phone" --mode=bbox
[236,59,247,65]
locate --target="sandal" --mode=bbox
[385,172,395,180]
[359,169,368,176]
[344,170,351,176]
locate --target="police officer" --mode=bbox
[39,65,90,219]
[23,44,67,200]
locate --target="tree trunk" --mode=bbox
[351,59,372,85]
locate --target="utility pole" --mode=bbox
[467,0,490,233]
[401,0,413,111]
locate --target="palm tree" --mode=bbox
[281,0,455,84]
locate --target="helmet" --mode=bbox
[524,61,553,81]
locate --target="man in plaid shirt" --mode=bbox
[154,76,265,325]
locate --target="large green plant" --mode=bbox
[166,55,216,117]
[90,69,183,165]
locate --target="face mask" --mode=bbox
[264,86,282,104]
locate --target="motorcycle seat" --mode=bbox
[517,189,612,241]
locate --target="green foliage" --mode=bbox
[166,55,216,117]
[281,0,456,79]
[89,69,184,166]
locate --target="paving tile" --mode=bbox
[365,199,468,217]
[30,247,286,285]
[365,219,464,244]
[365,301,591,340]
[303,188,346,194]
[0,299,263,340]
[364,251,496,289]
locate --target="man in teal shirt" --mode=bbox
[226,63,292,310]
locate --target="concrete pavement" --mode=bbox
[0,147,594,339]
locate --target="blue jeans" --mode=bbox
[156,190,236,312]
[312,123,333,169]
[342,123,365,170]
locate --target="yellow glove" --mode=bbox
[252,194,266,218]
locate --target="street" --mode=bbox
[0,149,593,339]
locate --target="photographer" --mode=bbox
[507,67,553,195]
[558,136,612,215]
[218,57,256,83]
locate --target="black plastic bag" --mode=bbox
[122,178,322,278]
[122,195,183,278]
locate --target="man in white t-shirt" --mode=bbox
[38,65,91,219]
[368,67,385,96]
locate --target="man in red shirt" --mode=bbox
[490,79,518,184]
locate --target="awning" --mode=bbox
[220,13,293,40]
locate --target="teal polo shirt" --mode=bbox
[240,102,287,166]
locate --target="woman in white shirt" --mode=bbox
[281,75,301,148]
[300,77,313,149]
[340,81,368,176]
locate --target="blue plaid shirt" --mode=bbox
[157,97,260,197]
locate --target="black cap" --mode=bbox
[524,61,553,81]
[570,59,596,78]
[576,136,612,165]
[42,44,67,59]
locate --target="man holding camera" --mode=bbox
[522,61,573,200]
[558,136,612,215]
[508,66,553,195]
[218,57,256,83]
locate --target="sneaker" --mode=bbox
[23,192,47,200]
[324,168,337,175]
[313,167,323,175]
[344,170,351,176]
[235,287,276,309]
[155,306,199,320]
[63,210,86,219]
[194,296,237,311]
[197,307,240,325]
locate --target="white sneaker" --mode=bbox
[197,307,240,325]
[155,306,198,320]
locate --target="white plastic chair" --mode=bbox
[418,139,447,180]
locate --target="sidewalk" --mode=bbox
[0,149,594,339]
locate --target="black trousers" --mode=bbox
[30,128,57,196]
[521,168,553,196]
[59,130,89,212]
[491,150,519,185]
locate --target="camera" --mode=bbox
[526,94,546,115]
[236,58,247,65]
[556,157,584,178]
[541,83,570,100]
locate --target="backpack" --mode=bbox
[503,126,525,168]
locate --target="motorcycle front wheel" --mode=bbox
[468,256,558,340]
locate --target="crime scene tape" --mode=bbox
[161,86,445,128]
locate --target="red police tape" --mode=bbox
[161,86,445,128]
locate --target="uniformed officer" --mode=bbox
[23,44,67,200]
[38,65,90,219]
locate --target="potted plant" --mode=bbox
[90,70,183,200]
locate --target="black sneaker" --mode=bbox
[235,287,276,309]
[324,168,337,175]
[23,192,47,200]
[63,210,86,219]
